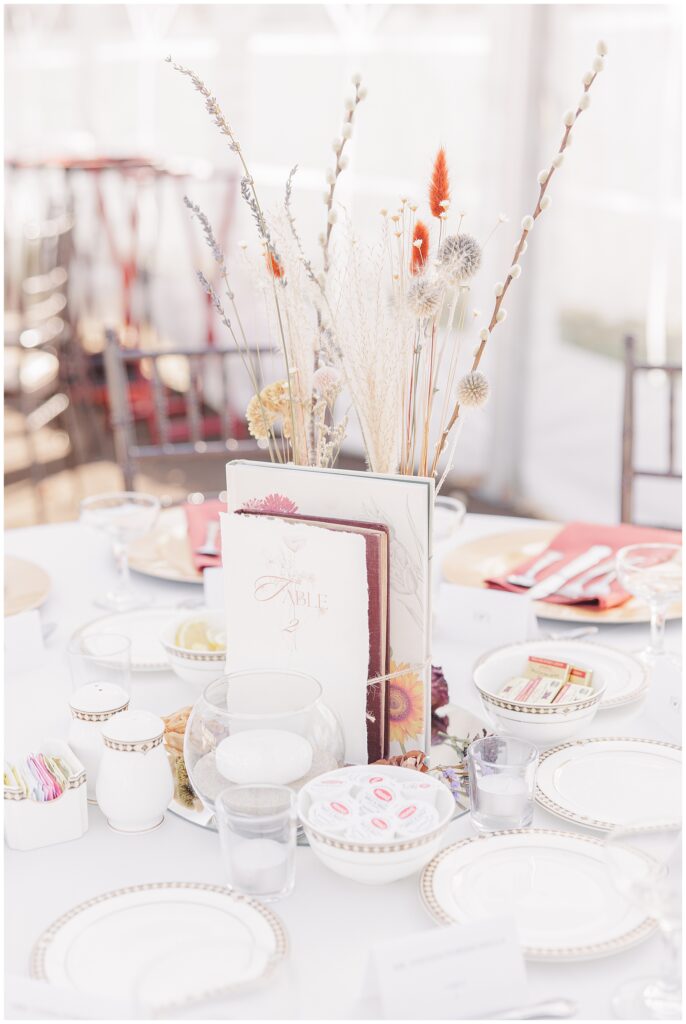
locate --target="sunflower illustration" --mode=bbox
[387,660,425,750]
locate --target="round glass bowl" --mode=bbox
[184,671,344,811]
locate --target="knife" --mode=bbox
[527,545,613,601]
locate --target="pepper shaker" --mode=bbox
[96,710,173,833]
[68,682,130,801]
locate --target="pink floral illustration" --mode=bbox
[242,493,299,515]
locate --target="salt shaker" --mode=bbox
[96,710,173,833]
[68,682,130,801]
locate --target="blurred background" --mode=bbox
[4,2,682,529]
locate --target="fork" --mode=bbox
[195,520,220,557]
[507,549,564,588]
[557,560,616,600]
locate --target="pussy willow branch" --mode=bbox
[322,82,363,274]
[167,57,302,461]
[429,66,601,478]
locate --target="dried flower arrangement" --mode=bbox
[168,41,607,486]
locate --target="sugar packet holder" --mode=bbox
[4,740,88,851]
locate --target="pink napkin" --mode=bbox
[184,499,226,571]
[487,521,682,608]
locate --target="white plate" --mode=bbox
[30,882,288,1014]
[72,609,177,672]
[536,737,682,831]
[420,828,656,961]
[473,638,648,710]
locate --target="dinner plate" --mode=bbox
[536,737,682,831]
[442,526,681,624]
[5,556,51,617]
[72,609,177,672]
[420,828,656,961]
[30,882,288,1014]
[473,638,649,710]
[129,506,203,584]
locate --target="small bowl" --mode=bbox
[297,765,455,885]
[160,610,226,687]
[473,642,606,747]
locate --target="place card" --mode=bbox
[370,917,528,1019]
[436,583,536,650]
[4,609,45,673]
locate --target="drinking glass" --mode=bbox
[80,491,160,610]
[616,544,682,661]
[604,821,682,1019]
[467,735,538,833]
[67,632,132,695]
[432,495,466,606]
[216,784,296,902]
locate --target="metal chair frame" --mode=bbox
[103,329,265,490]
[621,334,682,524]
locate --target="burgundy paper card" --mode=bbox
[239,509,390,760]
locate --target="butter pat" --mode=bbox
[499,677,532,700]
[499,675,563,705]
[553,683,595,705]
[525,677,563,705]
[569,664,594,686]
[525,656,570,681]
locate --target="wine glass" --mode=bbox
[616,544,682,661]
[80,491,160,611]
[432,495,466,606]
[604,820,682,1019]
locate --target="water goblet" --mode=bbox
[604,820,682,1019]
[432,495,466,607]
[616,544,681,662]
[80,491,160,611]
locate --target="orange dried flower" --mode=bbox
[266,251,284,279]
[429,147,450,219]
[410,220,430,275]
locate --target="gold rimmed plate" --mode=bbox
[128,506,203,584]
[30,881,289,1014]
[420,828,657,961]
[442,526,681,623]
[5,556,51,617]
[535,736,682,831]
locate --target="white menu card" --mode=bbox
[221,511,370,764]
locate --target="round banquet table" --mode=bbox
[4,514,682,1020]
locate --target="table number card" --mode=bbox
[221,511,371,764]
[370,918,528,1020]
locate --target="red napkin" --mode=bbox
[184,499,226,571]
[487,521,682,608]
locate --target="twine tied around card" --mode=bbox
[364,660,431,724]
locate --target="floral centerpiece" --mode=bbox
[168,40,607,489]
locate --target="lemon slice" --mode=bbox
[175,618,212,651]
[206,626,227,652]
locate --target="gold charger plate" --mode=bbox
[5,556,51,616]
[128,506,203,584]
[442,525,681,624]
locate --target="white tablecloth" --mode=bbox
[4,515,681,1019]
